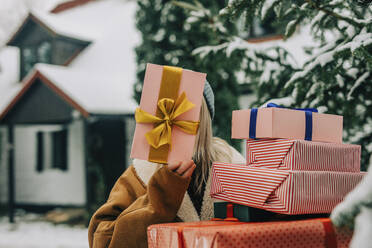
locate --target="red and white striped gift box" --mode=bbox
[211,162,366,214]
[246,139,361,172]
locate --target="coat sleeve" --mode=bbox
[88,165,190,248]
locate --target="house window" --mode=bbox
[21,41,52,78]
[52,129,68,170]
[36,129,68,172]
[38,41,52,64]
[22,47,37,77]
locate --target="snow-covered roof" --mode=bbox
[49,0,90,13]
[28,10,96,42]
[1,0,140,117]
[35,63,137,115]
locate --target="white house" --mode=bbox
[0,0,139,220]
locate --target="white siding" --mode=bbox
[0,127,8,204]
[13,120,86,205]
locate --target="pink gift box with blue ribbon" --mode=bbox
[232,103,343,143]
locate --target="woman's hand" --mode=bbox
[167,160,196,179]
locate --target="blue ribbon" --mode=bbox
[249,103,318,140]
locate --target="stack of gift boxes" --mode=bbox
[147,101,364,248]
[134,64,366,247]
[212,105,366,221]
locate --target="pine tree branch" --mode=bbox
[305,0,364,28]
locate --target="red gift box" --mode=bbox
[147,219,352,248]
[211,162,365,214]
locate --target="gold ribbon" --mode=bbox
[135,92,200,149]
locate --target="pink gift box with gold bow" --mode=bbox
[130,63,206,164]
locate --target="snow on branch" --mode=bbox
[192,43,229,59]
[284,51,331,89]
[259,60,281,85]
[261,0,279,19]
[259,96,295,108]
[285,30,372,89]
[347,72,370,100]
[194,35,299,64]
[192,36,261,58]
[305,0,366,28]
[336,31,372,53]
[348,118,372,144]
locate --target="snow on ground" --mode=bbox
[0,213,88,248]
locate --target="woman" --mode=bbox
[88,82,245,248]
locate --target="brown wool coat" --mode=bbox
[88,140,245,248]
[88,165,190,248]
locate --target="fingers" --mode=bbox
[181,162,196,179]
[175,160,194,175]
[168,161,182,171]
[167,160,196,179]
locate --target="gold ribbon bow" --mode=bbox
[135,92,200,149]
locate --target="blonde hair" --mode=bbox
[192,98,233,193]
